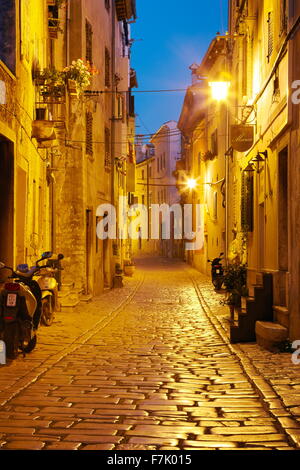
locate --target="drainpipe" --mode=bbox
[111,1,116,281]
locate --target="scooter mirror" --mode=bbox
[17,264,29,273]
[57,254,64,260]
[220,252,224,256]
[42,251,53,259]
[0,262,5,269]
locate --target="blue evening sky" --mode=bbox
[131,0,228,137]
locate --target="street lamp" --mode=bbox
[186,178,197,190]
[209,81,230,101]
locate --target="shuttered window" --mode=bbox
[267,11,274,63]
[105,127,111,167]
[86,20,93,64]
[241,172,254,232]
[86,112,93,156]
[105,48,110,87]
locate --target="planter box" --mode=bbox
[32,120,55,140]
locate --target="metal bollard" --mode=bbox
[0,341,6,365]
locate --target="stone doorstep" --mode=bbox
[255,321,288,353]
[273,306,289,329]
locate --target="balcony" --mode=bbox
[115,0,137,21]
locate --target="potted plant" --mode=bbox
[222,263,247,322]
[124,260,135,277]
[63,59,97,96]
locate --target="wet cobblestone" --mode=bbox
[0,258,297,450]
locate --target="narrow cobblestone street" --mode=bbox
[0,258,298,451]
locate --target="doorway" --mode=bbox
[0,138,14,267]
[278,147,288,271]
[258,203,265,270]
[85,209,92,294]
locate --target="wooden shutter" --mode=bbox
[241,172,254,232]
[267,11,274,63]
[86,112,93,156]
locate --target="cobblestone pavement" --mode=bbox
[0,258,298,450]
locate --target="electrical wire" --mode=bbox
[0,104,48,162]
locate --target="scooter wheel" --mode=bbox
[41,297,54,327]
[3,323,20,359]
[21,334,37,354]
[213,278,223,291]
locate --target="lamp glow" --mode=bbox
[209,81,230,101]
[186,178,197,190]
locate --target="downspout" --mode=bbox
[111,1,116,279]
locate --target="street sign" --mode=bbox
[231,125,254,152]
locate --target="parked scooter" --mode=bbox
[0,252,53,359]
[208,252,225,290]
[35,254,64,326]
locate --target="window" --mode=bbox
[105,48,110,87]
[241,172,254,232]
[267,11,274,63]
[0,0,16,72]
[280,0,288,35]
[86,112,93,156]
[211,129,218,157]
[141,170,145,180]
[105,0,110,12]
[85,20,93,64]
[157,157,160,172]
[105,127,111,167]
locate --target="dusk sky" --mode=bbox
[131,0,229,138]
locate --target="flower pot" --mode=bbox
[124,265,135,277]
[32,120,55,140]
[67,79,78,96]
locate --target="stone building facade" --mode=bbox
[177,0,300,343]
[0,0,137,305]
[133,121,182,258]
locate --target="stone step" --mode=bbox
[273,305,289,329]
[255,321,288,352]
[80,294,93,303]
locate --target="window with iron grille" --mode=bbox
[267,11,274,63]
[105,0,110,12]
[86,112,93,156]
[105,48,110,87]
[105,127,111,167]
[85,20,93,64]
[241,172,254,232]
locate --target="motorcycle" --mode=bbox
[0,251,53,359]
[35,253,64,327]
[208,252,225,290]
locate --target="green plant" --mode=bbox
[40,68,65,97]
[222,263,247,307]
[37,60,98,98]
[278,340,294,353]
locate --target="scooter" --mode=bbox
[208,252,225,291]
[35,254,64,326]
[0,251,53,359]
